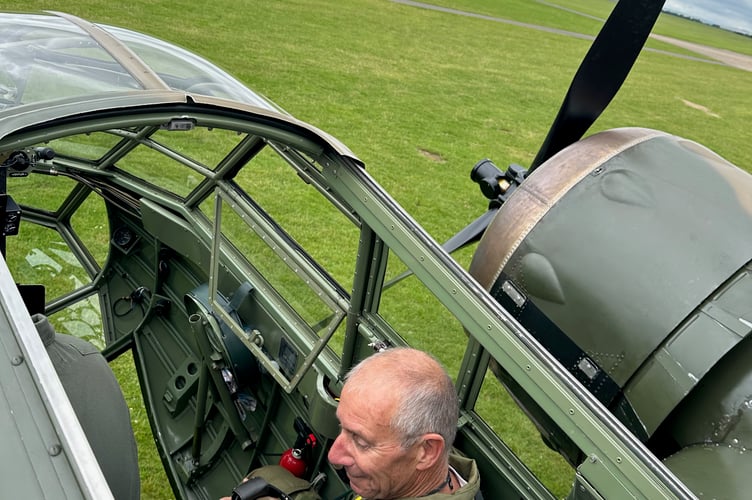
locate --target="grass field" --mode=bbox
[4,0,751,498]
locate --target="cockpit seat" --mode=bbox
[33,313,140,500]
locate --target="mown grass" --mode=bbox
[3,0,751,498]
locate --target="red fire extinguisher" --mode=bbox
[279,417,317,478]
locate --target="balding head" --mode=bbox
[345,347,458,453]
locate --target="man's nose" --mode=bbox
[328,434,353,467]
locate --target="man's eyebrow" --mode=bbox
[341,426,369,443]
[341,426,357,437]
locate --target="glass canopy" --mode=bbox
[0,12,278,111]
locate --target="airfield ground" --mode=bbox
[650,33,752,72]
[394,0,752,72]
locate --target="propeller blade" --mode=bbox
[442,207,499,254]
[383,208,498,290]
[529,0,666,171]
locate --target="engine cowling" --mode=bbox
[470,127,752,496]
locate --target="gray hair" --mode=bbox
[345,348,458,453]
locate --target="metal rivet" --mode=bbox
[11,355,24,366]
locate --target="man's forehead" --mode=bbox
[338,378,398,427]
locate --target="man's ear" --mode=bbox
[415,433,446,470]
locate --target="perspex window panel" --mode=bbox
[8,167,79,212]
[216,195,342,339]
[69,190,109,268]
[473,369,573,498]
[5,221,104,348]
[46,131,123,163]
[230,144,359,293]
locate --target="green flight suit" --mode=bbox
[344,453,481,500]
[397,454,481,500]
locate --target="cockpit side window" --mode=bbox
[201,140,359,369]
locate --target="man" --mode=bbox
[328,347,481,499]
